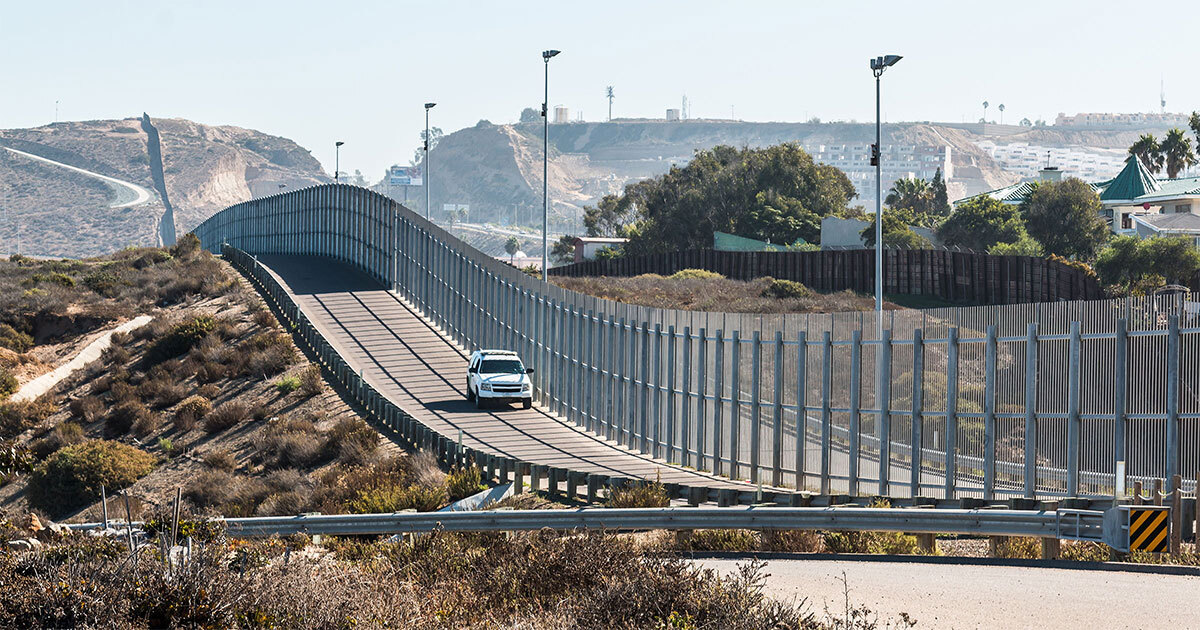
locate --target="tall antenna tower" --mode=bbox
[1160,76,1166,114]
[682,94,689,120]
[606,86,614,122]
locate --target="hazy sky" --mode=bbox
[4,0,1198,177]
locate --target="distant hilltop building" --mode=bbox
[1054,112,1191,127]
[802,143,952,207]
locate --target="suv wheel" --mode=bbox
[466,381,475,401]
[522,398,532,410]
[475,395,486,410]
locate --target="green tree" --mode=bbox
[1190,111,1200,147]
[1095,236,1200,294]
[550,234,576,264]
[1128,133,1163,174]
[1161,128,1198,178]
[930,168,951,216]
[1020,178,1109,261]
[988,234,1044,257]
[504,236,520,263]
[589,144,859,255]
[860,209,931,249]
[519,107,540,123]
[885,177,931,214]
[936,196,1025,252]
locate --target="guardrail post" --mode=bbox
[1024,323,1038,498]
[730,330,742,480]
[945,327,959,500]
[1067,321,1081,497]
[547,468,561,497]
[681,326,692,468]
[750,330,762,484]
[586,475,604,503]
[848,329,862,497]
[910,329,924,497]
[795,331,808,492]
[667,325,677,463]
[1166,315,1180,492]
[983,324,997,500]
[530,465,545,494]
[820,332,832,495]
[878,329,892,497]
[772,330,784,487]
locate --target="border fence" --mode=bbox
[194,184,1200,499]
[550,247,1104,305]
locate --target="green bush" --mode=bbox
[0,398,56,439]
[0,368,17,400]
[346,483,446,513]
[606,478,670,508]
[144,316,216,365]
[82,271,122,297]
[106,400,150,435]
[669,269,724,280]
[174,395,212,431]
[760,278,813,299]
[446,466,485,502]
[680,529,757,552]
[299,363,325,397]
[274,376,301,395]
[29,272,75,288]
[0,324,33,353]
[27,440,156,513]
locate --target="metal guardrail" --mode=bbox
[69,506,1095,540]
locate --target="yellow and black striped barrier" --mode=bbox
[1128,506,1171,553]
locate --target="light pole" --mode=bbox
[334,141,344,182]
[870,54,901,320]
[424,102,436,220]
[541,49,560,280]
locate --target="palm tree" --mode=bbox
[982,101,989,123]
[1161,128,1198,179]
[504,236,520,263]
[885,177,931,213]
[1129,133,1164,174]
[998,104,1005,125]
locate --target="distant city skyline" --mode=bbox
[4,0,1199,177]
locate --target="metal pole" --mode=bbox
[542,56,551,281]
[425,107,431,220]
[874,72,882,318]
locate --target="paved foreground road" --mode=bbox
[699,558,1200,629]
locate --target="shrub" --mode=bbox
[69,395,104,422]
[106,400,150,435]
[324,417,379,464]
[131,410,163,437]
[669,269,724,280]
[346,483,446,513]
[678,529,757,552]
[760,278,813,299]
[202,448,237,472]
[27,440,156,513]
[82,270,123,297]
[759,529,825,552]
[196,383,221,400]
[144,316,216,365]
[0,368,16,399]
[0,324,33,353]
[174,395,212,431]
[607,477,670,508]
[446,466,485,502]
[29,422,87,460]
[171,233,202,258]
[991,536,1039,559]
[253,310,279,329]
[184,469,238,509]
[0,397,57,439]
[299,363,325,397]
[195,361,227,383]
[246,346,298,378]
[257,428,325,470]
[138,378,186,409]
[109,380,139,405]
[158,437,176,456]
[204,402,249,434]
[274,376,301,395]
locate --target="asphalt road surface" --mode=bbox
[699,558,1200,629]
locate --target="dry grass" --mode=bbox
[554,274,887,313]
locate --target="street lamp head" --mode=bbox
[335,141,345,147]
[870,54,902,76]
[424,102,436,109]
[882,54,902,67]
[542,49,560,61]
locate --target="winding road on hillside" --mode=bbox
[3,146,154,208]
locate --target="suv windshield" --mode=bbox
[480,359,524,374]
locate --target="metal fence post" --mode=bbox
[640,322,652,454]
[697,328,709,472]
[1166,315,1180,492]
[945,327,959,499]
[820,331,832,495]
[1114,318,1128,492]
[681,325,692,468]
[910,329,924,497]
[1067,321,1081,497]
[877,329,892,497]
[666,325,677,463]
[1024,322,1038,498]
[713,330,725,477]
[772,330,784,487]
[615,317,627,445]
[730,330,742,480]
[585,309,596,433]
[848,329,862,497]
[652,323,663,458]
[795,331,808,492]
[750,330,762,484]
[983,324,997,500]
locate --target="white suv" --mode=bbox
[466,350,534,409]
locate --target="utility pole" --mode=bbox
[541,49,560,280]
[424,102,436,220]
[870,54,902,325]
[334,141,344,182]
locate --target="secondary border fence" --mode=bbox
[549,247,1104,305]
[194,184,1200,500]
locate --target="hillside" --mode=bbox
[0,118,328,258]
[416,119,1017,233]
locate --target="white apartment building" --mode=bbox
[803,143,952,208]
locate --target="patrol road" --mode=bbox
[699,558,1200,629]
